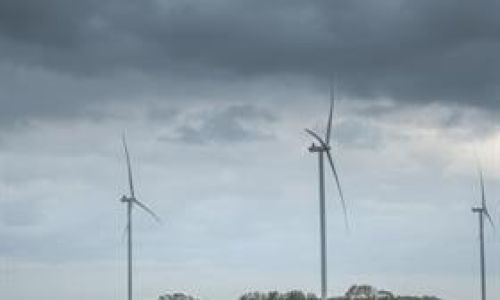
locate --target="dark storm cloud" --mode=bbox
[163,104,276,145]
[0,0,98,47]
[1,0,500,123]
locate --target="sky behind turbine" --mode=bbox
[1,1,500,300]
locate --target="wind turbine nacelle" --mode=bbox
[308,143,329,153]
[121,195,131,203]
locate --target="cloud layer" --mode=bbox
[1,0,500,126]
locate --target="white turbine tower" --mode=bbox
[121,135,161,300]
[305,84,348,300]
[472,167,495,300]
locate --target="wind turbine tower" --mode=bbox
[472,167,495,300]
[121,135,161,300]
[305,83,348,300]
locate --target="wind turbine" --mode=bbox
[471,166,495,300]
[305,83,348,300]
[120,135,161,300]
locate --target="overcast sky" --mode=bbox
[1,1,500,300]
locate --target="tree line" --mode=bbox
[238,290,442,300]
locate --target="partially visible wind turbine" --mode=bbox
[305,83,348,300]
[472,166,495,300]
[120,135,161,300]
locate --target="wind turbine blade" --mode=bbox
[325,150,349,231]
[325,82,334,146]
[484,209,496,231]
[122,135,135,199]
[478,167,486,209]
[133,199,161,223]
[305,128,328,148]
[477,165,495,231]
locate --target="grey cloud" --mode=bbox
[163,104,276,145]
[0,199,42,227]
[0,0,98,47]
[0,0,499,116]
[335,119,383,149]
[147,106,179,123]
[0,66,184,126]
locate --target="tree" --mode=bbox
[284,290,306,300]
[268,291,280,300]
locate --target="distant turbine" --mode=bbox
[305,83,348,300]
[472,166,495,300]
[121,135,161,300]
